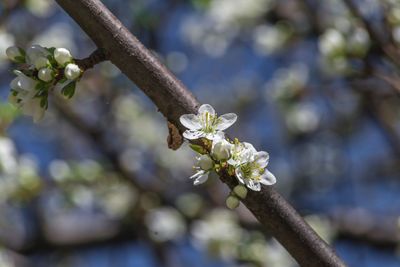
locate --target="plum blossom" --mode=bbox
[211,132,233,161]
[227,141,257,166]
[180,104,237,140]
[190,154,213,185]
[234,150,276,191]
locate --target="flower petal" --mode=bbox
[216,113,237,130]
[190,170,205,179]
[254,151,269,168]
[183,130,204,140]
[234,168,245,184]
[259,169,276,185]
[180,114,202,130]
[245,179,261,191]
[193,173,209,185]
[198,104,215,116]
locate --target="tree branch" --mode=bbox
[54,0,346,266]
[75,48,108,70]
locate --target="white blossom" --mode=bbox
[190,154,213,185]
[54,47,72,66]
[235,150,276,191]
[12,70,37,92]
[26,44,50,65]
[227,141,256,166]
[64,63,81,80]
[6,46,23,62]
[38,68,53,82]
[180,104,237,140]
[211,132,233,161]
[34,56,49,70]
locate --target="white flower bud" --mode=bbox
[38,68,54,82]
[26,45,49,65]
[64,63,81,80]
[13,70,37,92]
[54,48,72,66]
[212,138,232,161]
[6,46,24,62]
[10,77,21,91]
[226,195,240,210]
[198,155,213,171]
[233,185,248,199]
[34,57,49,70]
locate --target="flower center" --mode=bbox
[201,112,219,133]
[240,162,265,181]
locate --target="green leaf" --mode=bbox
[61,81,76,99]
[189,144,206,154]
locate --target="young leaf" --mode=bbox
[61,81,76,99]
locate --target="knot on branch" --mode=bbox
[167,121,183,150]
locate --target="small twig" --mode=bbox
[75,48,108,71]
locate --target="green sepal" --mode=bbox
[61,81,76,99]
[14,55,26,63]
[40,96,48,109]
[189,144,206,154]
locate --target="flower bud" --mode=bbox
[226,195,240,209]
[38,68,54,82]
[54,48,72,66]
[212,138,232,161]
[6,46,24,62]
[233,185,248,199]
[198,154,213,170]
[64,63,81,80]
[34,57,49,70]
[13,70,37,91]
[26,45,49,65]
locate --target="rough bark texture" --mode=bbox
[54,0,347,266]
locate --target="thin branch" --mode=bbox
[75,48,108,71]
[54,0,346,266]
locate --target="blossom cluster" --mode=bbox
[6,45,82,122]
[180,104,276,209]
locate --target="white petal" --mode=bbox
[243,142,257,154]
[10,77,20,91]
[198,104,215,116]
[254,151,269,168]
[192,172,209,185]
[204,132,220,140]
[246,179,261,191]
[183,130,204,140]
[235,168,245,184]
[190,170,205,179]
[259,169,276,185]
[216,113,237,130]
[180,114,202,130]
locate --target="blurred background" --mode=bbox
[0,0,400,266]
